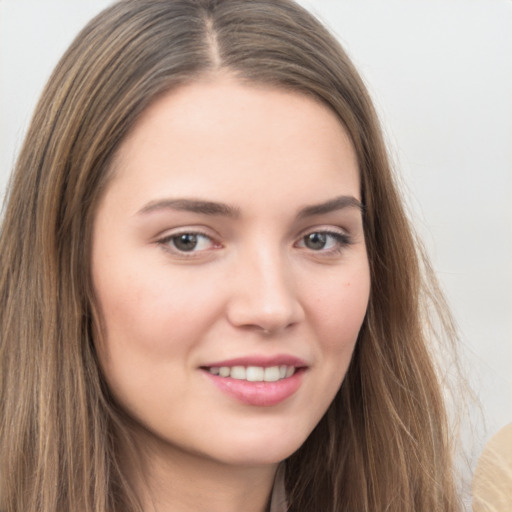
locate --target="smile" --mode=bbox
[201,357,307,406]
[206,365,296,382]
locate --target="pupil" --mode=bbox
[305,232,326,250]
[174,233,198,251]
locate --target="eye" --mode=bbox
[296,230,351,253]
[159,232,218,254]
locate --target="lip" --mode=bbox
[200,354,308,407]
[202,354,308,368]
[202,369,305,406]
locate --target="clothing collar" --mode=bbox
[269,463,287,512]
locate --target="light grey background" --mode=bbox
[1,0,511,491]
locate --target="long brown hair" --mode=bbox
[0,0,462,510]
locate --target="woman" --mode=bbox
[0,0,462,510]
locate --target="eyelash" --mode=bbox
[295,229,353,255]
[157,228,352,258]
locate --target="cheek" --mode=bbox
[311,266,371,352]
[290,265,370,439]
[94,261,213,353]
[91,269,208,423]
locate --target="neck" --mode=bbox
[120,427,278,512]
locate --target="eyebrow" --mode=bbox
[138,198,241,218]
[137,195,363,219]
[296,195,364,219]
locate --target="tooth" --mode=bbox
[219,366,230,377]
[264,366,281,382]
[246,366,264,382]
[230,366,246,380]
[285,366,295,378]
[211,364,296,381]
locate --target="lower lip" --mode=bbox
[202,369,305,406]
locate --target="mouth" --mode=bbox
[200,356,308,406]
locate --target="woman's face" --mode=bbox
[91,76,370,467]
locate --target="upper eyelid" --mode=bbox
[155,225,219,241]
[296,224,350,238]
[155,225,351,240]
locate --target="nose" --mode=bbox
[225,246,305,335]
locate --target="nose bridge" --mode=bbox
[226,238,303,333]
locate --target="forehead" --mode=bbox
[107,75,360,214]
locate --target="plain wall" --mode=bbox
[1,0,511,499]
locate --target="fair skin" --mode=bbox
[91,75,370,512]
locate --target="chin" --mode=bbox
[205,427,310,467]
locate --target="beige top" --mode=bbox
[472,423,512,512]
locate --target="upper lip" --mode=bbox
[201,354,308,368]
